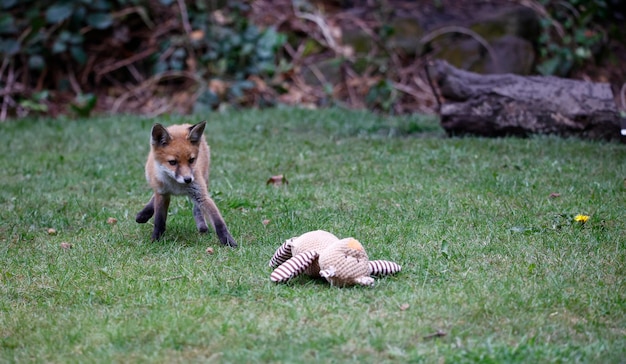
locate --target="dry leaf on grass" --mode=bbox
[266,174,288,186]
[190,30,204,41]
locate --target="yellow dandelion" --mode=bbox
[574,214,589,223]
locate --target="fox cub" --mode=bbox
[136,121,237,247]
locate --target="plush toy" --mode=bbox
[269,230,401,287]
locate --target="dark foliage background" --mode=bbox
[0,0,624,120]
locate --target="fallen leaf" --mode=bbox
[189,29,204,41]
[60,242,72,249]
[212,10,229,25]
[208,79,227,97]
[47,228,57,235]
[206,247,214,254]
[266,175,288,186]
[249,75,268,93]
[399,303,410,311]
[107,217,118,225]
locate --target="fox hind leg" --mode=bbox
[151,194,171,241]
[136,195,155,223]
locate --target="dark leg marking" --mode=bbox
[193,204,209,233]
[136,195,155,223]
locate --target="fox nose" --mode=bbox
[184,177,193,184]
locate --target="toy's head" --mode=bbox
[318,238,373,287]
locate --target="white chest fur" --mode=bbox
[152,162,191,196]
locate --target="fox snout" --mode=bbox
[174,171,194,185]
[160,163,195,185]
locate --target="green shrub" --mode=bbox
[536,0,609,76]
[0,0,285,119]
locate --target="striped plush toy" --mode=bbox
[269,230,401,287]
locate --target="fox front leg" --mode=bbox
[192,204,209,233]
[188,185,237,247]
[204,199,237,247]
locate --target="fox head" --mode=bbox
[151,121,206,185]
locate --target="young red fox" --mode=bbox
[135,121,237,247]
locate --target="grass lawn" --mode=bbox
[1,108,624,363]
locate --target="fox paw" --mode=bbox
[136,212,151,224]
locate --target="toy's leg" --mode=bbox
[270,251,318,283]
[368,260,401,276]
[269,238,294,268]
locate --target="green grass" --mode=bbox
[1,108,624,363]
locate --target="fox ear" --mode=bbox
[151,123,171,147]
[188,121,206,144]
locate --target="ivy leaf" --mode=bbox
[70,45,87,64]
[537,57,560,76]
[0,13,17,34]
[46,2,74,24]
[0,38,19,55]
[58,30,72,42]
[52,39,67,54]
[86,12,112,29]
[19,99,48,112]
[89,0,112,11]
[70,93,97,117]
[28,55,45,70]
[258,28,283,52]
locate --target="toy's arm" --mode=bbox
[269,238,294,268]
[369,260,402,276]
[270,251,319,283]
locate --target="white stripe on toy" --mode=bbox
[269,239,293,268]
[270,251,319,283]
[369,260,402,276]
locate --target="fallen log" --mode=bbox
[429,60,624,141]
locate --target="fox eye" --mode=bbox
[168,160,177,166]
[189,157,195,164]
